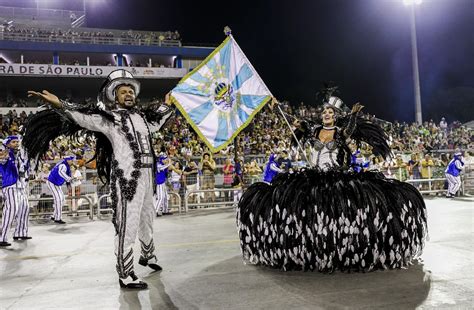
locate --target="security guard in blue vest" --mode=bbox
[154,153,171,216]
[445,151,465,198]
[47,156,75,224]
[262,153,284,184]
[0,136,31,247]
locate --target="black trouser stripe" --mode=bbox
[117,193,129,277]
[123,248,133,262]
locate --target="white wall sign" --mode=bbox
[0,64,187,79]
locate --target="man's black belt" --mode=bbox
[141,163,153,168]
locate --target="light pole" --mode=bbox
[83,0,87,24]
[404,0,423,125]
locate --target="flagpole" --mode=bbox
[223,27,312,168]
[275,102,313,168]
[224,27,244,182]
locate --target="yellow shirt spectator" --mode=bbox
[420,155,434,179]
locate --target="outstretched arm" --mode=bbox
[344,102,364,138]
[146,93,174,132]
[28,90,113,134]
[147,105,174,132]
[156,162,172,171]
[292,119,311,147]
[168,164,182,175]
[270,162,284,173]
[28,90,62,108]
[65,110,113,133]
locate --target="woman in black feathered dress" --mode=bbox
[237,99,427,272]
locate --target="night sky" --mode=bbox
[85,0,474,123]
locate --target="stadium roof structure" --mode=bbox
[463,120,474,129]
[0,40,213,58]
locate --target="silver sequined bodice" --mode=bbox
[307,139,339,170]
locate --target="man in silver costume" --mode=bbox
[28,69,172,289]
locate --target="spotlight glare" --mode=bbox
[403,0,422,6]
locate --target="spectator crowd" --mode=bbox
[1,26,181,46]
[0,100,472,202]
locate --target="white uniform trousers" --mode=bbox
[154,183,169,214]
[115,167,156,279]
[233,186,242,205]
[446,173,462,196]
[1,186,30,242]
[47,181,64,221]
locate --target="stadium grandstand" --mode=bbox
[0,0,212,109]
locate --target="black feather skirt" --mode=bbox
[237,169,427,272]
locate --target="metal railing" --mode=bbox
[1,158,470,221]
[0,31,182,47]
[0,6,83,21]
[96,194,112,220]
[28,194,94,220]
[184,188,242,213]
[405,177,465,195]
[464,175,474,194]
[168,192,182,214]
[96,191,182,220]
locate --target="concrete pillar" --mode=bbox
[175,55,182,68]
[53,52,59,65]
[116,53,123,66]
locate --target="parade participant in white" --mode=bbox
[445,151,464,198]
[0,136,31,247]
[70,164,83,214]
[47,156,75,224]
[27,69,173,290]
[154,153,171,216]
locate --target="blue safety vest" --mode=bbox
[0,150,19,188]
[155,164,168,185]
[263,155,280,183]
[446,157,463,177]
[48,160,71,186]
